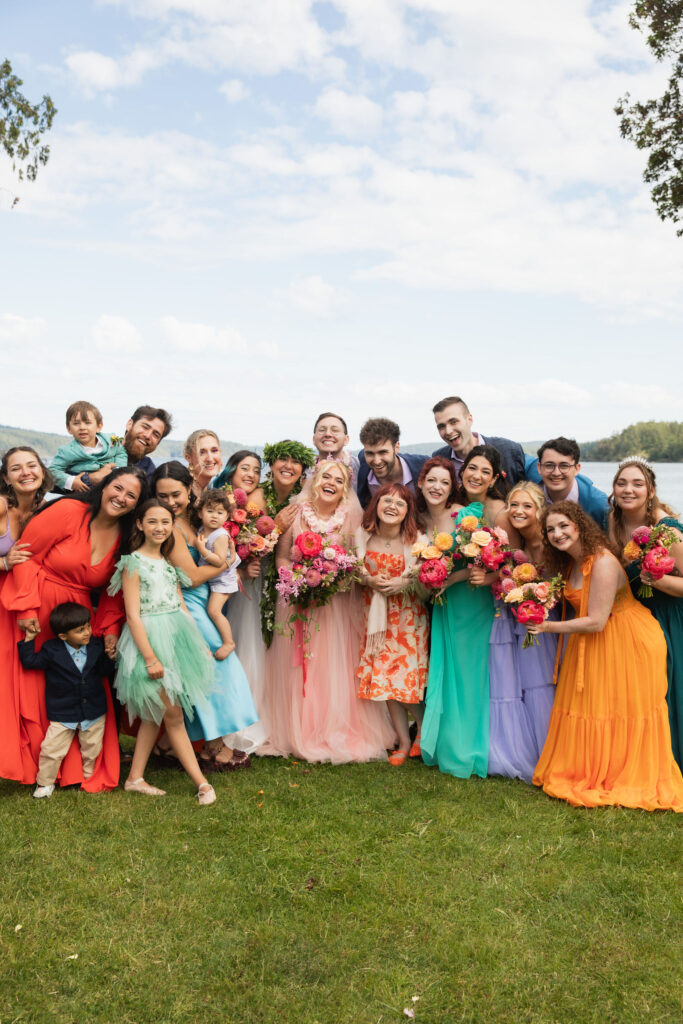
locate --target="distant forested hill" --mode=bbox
[0,425,248,463]
[581,421,683,462]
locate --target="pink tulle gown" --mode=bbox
[261,500,395,764]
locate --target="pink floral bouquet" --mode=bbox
[623,523,679,598]
[275,531,363,615]
[222,484,279,562]
[502,571,564,648]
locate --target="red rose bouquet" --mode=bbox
[622,522,679,598]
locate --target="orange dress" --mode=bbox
[357,551,428,704]
[533,555,683,811]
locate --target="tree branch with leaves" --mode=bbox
[615,1,683,234]
[1,59,57,183]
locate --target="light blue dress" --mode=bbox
[182,545,259,743]
[421,503,494,778]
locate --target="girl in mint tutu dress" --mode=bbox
[108,500,218,805]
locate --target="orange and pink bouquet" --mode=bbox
[623,523,679,598]
[502,567,564,648]
[452,515,511,574]
[409,531,456,601]
[221,484,279,562]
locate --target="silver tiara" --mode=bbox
[618,455,653,471]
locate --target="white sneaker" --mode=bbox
[33,784,55,799]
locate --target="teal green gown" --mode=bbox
[422,503,494,778]
[626,515,683,770]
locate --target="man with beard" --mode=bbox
[123,406,173,479]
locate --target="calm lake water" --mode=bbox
[581,462,683,516]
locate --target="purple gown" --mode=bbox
[488,600,558,782]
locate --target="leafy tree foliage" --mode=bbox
[1,59,57,181]
[615,2,683,234]
[582,420,683,461]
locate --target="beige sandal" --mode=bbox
[124,777,166,796]
[197,782,216,806]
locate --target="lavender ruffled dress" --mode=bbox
[488,600,558,783]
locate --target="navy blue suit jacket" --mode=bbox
[432,435,526,486]
[356,451,428,510]
[17,636,113,723]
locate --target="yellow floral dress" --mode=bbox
[357,551,428,703]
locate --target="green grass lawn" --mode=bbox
[1,756,681,1024]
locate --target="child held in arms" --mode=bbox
[17,602,114,799]
[49,400,128,492]
[193,489,239,660]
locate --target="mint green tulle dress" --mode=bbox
[108,553,215,725]
[421,502,494,778]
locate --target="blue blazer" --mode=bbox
[17,636,113,723]
[356,451,428,510]
[524,456,609,529]
[432,435,526,486]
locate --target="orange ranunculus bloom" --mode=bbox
[512,562,538,584]
[623,540,641,562]
[459,515,479,531]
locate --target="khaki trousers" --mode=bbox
[36,716,106,786]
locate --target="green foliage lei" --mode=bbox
[262,440,316,470]
[259,471,310,647]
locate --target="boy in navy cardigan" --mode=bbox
[18,602,114,799]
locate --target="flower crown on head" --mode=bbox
[263,440,316,470]
[618,455,653,472]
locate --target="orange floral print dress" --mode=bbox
[357,551,428,704]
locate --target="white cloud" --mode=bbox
[314,89,383,137]
[282,275,349,316]
[92,315,142,352]
[0,314,47,340]
[159,315,247,353]
[219,78,249,102]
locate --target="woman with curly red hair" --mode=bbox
[530,501,683,811]
[356,483,429,765]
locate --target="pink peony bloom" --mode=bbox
[256,515,276,537]
[512,600,546,625]
[418,559,448,588]
[232,509,248,524]
[631,526,652,547]
[225,521,240,539]
[232,488,248,508]
[296,531,323,558]
[305,568,322,587]
[534,581,550,602]
[512,549,531,565]
[236,543,251,560]
[642,546,675,579]
[501,577,517,595]
[481,541,506,570]
[492,526,509,544]
[322,560,336,574]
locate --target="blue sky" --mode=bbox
[2,0,682,449]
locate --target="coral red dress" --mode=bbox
[533,555,683,811]
[0,500,123,791]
